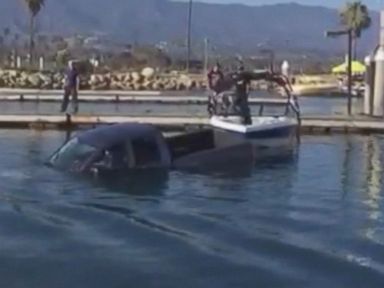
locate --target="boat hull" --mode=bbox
[210,116,299,156]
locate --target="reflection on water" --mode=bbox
[0,130,383,287]
[94,169,170,197]
[361,136,383,244]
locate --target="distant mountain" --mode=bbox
[0,0,379,56]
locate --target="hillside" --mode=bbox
[0,0,379,56]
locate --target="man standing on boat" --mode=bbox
[232,65,253,125]
[231,66,287,125]
[61,60,79,114]
[207,63,224,116]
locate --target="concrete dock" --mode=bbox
[0,89,288,105]
[0,94,288,105]
[0,114,383,134]
[0,88,377,134]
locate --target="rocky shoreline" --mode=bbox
[0,68,207,91]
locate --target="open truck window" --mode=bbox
[131,138,161,167]
[93,144,131,170]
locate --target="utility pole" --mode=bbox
[204,37,209,76]
[186,0,193,73]
[347,29,353,116]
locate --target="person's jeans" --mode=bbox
[234,95,252,125]
[207,92,217,117]
[61,86,78,113]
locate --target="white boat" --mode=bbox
[210,114,299,154]
[208,72,301,155]
[340,84,365,97]
[210,115,298,136]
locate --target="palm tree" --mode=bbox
[339,1,371,59]
[23,0,45,66]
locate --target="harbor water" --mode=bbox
[0,95,364,117]
[0,129,383,287]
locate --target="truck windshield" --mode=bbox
[49,138,97,169]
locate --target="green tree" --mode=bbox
[23,0,45,66]
[339,1,371,59]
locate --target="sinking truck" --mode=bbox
[47,123,256,175]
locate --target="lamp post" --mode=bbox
[325,29,353,115]
[186,0,193,73]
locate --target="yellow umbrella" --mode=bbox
[332,61,366,74]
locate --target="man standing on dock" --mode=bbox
[207,63,224,116]
[61,60,79,114]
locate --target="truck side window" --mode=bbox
[92,145,129,170]
[131,138,161,167]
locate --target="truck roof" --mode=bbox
[78,123,159,149]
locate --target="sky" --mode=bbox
[183,0,384,10]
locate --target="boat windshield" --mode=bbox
[49,137,97,169]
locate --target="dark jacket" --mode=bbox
[207,70,224,93]
[65,68,79,89]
